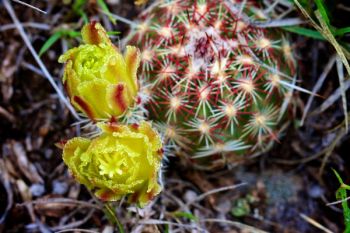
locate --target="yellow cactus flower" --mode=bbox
[58,22,140,120]
[62,121,163,206]
[135,0,148,5]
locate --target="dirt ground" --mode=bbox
[0,0,350,232]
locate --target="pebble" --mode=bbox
[30,183,45,197]
[52,180,68,195]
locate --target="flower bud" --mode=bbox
[62,121,163,206]
[59,22,140,120]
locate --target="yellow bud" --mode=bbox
[58,22,140,120]
[62,121,163,206]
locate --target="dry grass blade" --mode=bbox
[312,79,350,115]
[138,219,205,231]
[0,22,50,31]
[327,196,350,206]
[318,128,347,178]
[187,183,247,206]
[293,0,322,31]
[301,55,336,125]
[336,57,348,130]
[0,161,13,225]
[12,0,47,14]
[2,0,80,121]
[100,10,138,27]
[294,0,350,131]
[19,198,102,210]
[51,209,95,231]
[315,12,350,130]
[299,213,333,233]
[201,218,269,233]
[314,10,350,77]
[56,229,99,233]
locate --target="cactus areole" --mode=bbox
[126,0,296,165]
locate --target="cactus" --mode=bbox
[126,0,296,165]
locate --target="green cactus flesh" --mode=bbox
[127,0,296,164]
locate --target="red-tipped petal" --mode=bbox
[73,96,95,120]
[81,22,111,45]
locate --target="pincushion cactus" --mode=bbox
[126,0,296,165]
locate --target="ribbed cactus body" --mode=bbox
[127,0,296,164]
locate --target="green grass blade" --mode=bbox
[73,0,88,23]
[107,31,121,36]
[97,0,116,24]
[335,27,350,37]
[73,0,87,13]
[174,211,199,222]
[104,203,125,233]
[39,32,62,56]
[314,0,331,26]
[333,170,350,233]
[64,30,81,38]
[282,26,325,40]
[294,0,322,32]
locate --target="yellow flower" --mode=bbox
[135,0,148,5]
[58,22,140,121]
[62,121,163,206]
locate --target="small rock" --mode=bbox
[184,190,197,203]
[102,226,114,233]
[308,184,324,198]
[30,183,45,197]
[216,199,231,214]
[52,180,68,195]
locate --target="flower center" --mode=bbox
[82,55,99,69]
[98,151,129,178]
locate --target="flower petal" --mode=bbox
[81,22,112,45]
[62,137,92,186]
[106,83,133,117]
[77,80,110,119]
[124,46,140,97]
